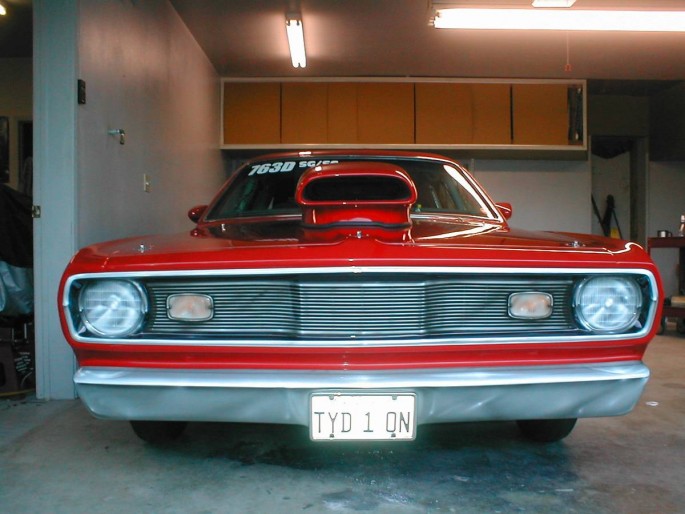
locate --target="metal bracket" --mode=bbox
[108,128,126,145]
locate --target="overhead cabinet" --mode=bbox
[222,80,585,150]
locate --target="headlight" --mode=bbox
[574,276,642,333]
[79,280,147,337]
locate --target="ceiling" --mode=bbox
[169,0,685,84]
[1,0,684,92]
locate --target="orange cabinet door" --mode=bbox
[223,82,281,145]
[512,84,569,145]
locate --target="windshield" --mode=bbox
[206,156,497,221]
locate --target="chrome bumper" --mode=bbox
[74,362,650,424]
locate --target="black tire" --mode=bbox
[130,420,187,444]
[516,418,577,443]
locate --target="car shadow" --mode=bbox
[151,420,574,473]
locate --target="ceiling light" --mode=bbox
[0,4,6,16]
[532,0,576,7]
[286,13,306,68]
[433,8,685,31]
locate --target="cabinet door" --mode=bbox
[415,83,473,144]
[223,82,280,144]
[416,83,511,144]
[472,84,511,144]
[281,83,328,144]
[512,84,568,145]
[327,83,359,143]
[357,83,415,144]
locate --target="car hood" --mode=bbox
[70,216,649,273]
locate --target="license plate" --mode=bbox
[310,393,416,441]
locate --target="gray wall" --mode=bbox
[651,83,685,161]
[34,0,79,399]
[34,0,224,399]
[472,159,591,234]
[588,95,650,137]
[78,0,224,246]
[649,162,685,297]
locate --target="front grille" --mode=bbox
[142,273,576,341]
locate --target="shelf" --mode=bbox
[647,236,685,249]
[219,143,588,161]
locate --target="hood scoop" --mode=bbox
[295,162,417,237]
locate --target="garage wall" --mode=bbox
[0,58,32,189]
[649,161,685,296]
[35,0,224,399]
[471,159,592,234]
[78,0,224,247]
[651,83,685,161]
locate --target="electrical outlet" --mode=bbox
[143,174,151,193]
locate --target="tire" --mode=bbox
[516,418,577,443]
[130,421,187,444]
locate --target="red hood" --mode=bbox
[67,215,653,274]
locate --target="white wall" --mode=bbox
[0,58,32,189]
[471,159,592,234]
[648,161,685,296]
[78,0,224,247]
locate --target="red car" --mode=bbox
[59,151,662,444]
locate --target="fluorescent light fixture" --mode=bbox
[286,14,306,68]
[532,0,576,7]
[434,8,685,31]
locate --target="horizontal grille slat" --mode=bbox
[139,273,577,341]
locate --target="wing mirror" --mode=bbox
[187,205,208,224]
[496,202,513,220]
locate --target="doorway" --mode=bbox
[590,136,648,245]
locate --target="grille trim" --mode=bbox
[145,275,575,340]
[63,267,660,347]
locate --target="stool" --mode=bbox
[0,341,19,393]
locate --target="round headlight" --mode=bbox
[79,280,147,337]
[575,276,642,333]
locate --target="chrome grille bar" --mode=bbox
[143,274,575,340]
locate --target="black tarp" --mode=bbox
[0,184,32,268]
[0,184,33,317]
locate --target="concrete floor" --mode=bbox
[1,332,684,514]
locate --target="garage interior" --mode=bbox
[1,0,684,512]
